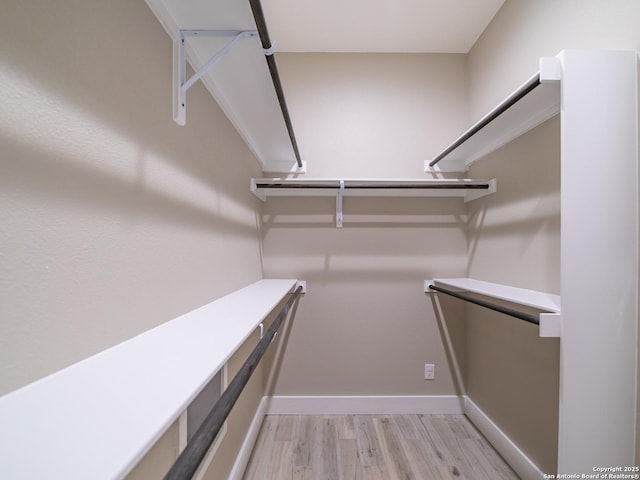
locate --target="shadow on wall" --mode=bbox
[430,284,560,473]
[0,127,257,238]
[467,302,559,473]
[261,196,469,231]
[428,293,466,397]
[262,296,303,397]
[259,196,470,284]
[465,116,561,289]
[0,0,261,226]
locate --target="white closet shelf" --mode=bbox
[425,278,561,337]
[145,0,303,174]
[0,279,299,480]
[426,57,562,173]
[251,178,497,202]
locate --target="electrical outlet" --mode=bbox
[424,364,435,380]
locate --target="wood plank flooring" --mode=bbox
[242,414,519,480]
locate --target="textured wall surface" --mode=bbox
[262,53,469,397]
[0,0,263,396]
[0,1,267,478]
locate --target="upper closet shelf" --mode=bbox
[426,57,562,173]
[251,178,497,202]
[145,0,303,174]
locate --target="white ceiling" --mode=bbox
[261,0,505,53]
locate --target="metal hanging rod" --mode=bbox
[163,284,304,480]
[254,181,491,190]
[257,183,491,190]
[428,283,540,325]
[429,73,542,167]
[248,0,303,169]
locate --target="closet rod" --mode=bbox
[163,285,304,480]
[428,284,539,325]
[248,0,302,169]
[429,73,541,167]
[256,183,490,190]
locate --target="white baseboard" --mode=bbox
[266,395,464,415]
[228,396,269,480]
[463,396,544,480]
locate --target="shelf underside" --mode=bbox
[427,76,560,172]
[146,0,300,173]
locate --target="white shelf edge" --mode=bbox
[425,278,560,313]
[425,58,561,172]
[0,278,298,480]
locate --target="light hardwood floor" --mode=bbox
[242,414,519,480]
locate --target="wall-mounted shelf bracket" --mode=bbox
[174,29,258,126]
[336,180,344,228]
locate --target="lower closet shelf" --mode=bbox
[425,278,561,337]
[0,278,299,480]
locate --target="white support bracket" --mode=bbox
[258,322,277,343]
[173,29,258,126]
[336,180,344,228]
[263,41,277,56]
[294,281,307,294]
[257,281,305,342]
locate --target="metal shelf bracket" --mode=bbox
[173,29,258,126]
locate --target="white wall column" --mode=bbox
[559,50,638,473]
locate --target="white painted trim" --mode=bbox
[228,396,269,480]
[265,395,464,415]
[463,396,544,480]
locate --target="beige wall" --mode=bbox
[263,53,469,397]
[277,53,469,177]
[468,0,640,122]
[465,0,640,470]
[466,117,561,473]
[0,0,268,477]
[263,196,467,396]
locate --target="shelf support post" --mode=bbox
[173,29,258,126]
[336,180,344,228]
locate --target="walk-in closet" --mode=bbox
[1,1,639,479]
